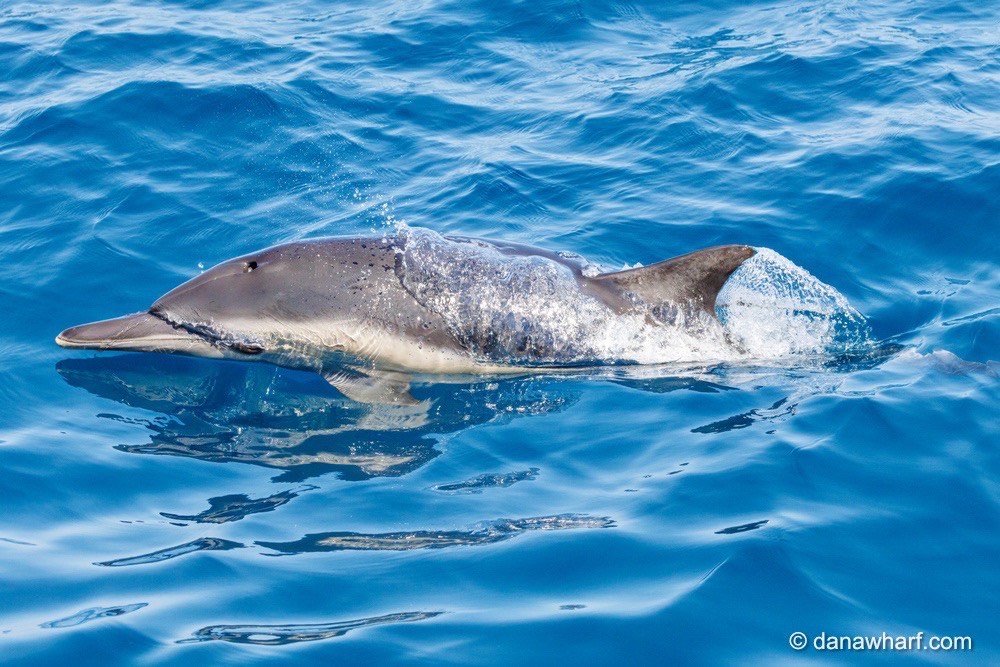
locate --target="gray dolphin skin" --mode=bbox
[57,230,754,402]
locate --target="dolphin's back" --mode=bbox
[448,237,755,322]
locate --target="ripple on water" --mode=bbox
[94,537,244,568]
[159,487,314,524]
[40,603,147,629]
[432,468,540,494]
[181,611,444,645]
[256,514,615,555]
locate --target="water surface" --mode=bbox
[1,0,998,664]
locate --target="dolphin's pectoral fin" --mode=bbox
[321,366,421,407]
[586,245,755,319]
[322,367,434,429]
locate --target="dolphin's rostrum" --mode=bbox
[57,228,754,402]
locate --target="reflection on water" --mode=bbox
[94,537,244,567]
[607,375,738,395]
[181,611,444,645]
[257,514,615,555]
[160,487,315,524]
[715,520,769,535]
[60,352,909,579]
[56,354,897,491]
[691,397,797,434]
[432,468,540,494]
[57,355,575,483]
[57,354,756,572]
[40,603,147,629]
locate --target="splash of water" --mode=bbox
[717,248,873,359]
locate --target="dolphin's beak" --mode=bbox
[56,313,223,357]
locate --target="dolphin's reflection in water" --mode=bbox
[58,349,898,487]
[56,354,578,483]
[59,354,737,573]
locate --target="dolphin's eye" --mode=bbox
[244,261,258,273]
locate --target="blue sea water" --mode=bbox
[1,0,998,664]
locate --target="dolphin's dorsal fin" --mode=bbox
[586,245,755,317]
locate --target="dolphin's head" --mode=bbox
[57,241,341,360]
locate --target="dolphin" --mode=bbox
[57,228,754,403]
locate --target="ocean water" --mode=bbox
[1,0,998,664]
